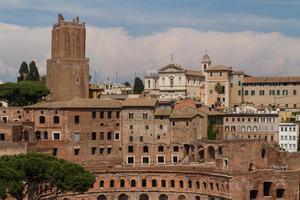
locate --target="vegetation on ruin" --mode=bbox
[214,82,225,94]
[0,153,95,200]
[0,81,49,106]
[133,77,144,94]
[207,118,218,140]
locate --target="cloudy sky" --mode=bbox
[1,0,300,82]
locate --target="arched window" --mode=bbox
[118,194,129,200]
[173,146,179,152]
[203,182,207,190]
[188,180,192,188]
[170,180,175,188]
[142,179,147,187]
[44,131,48,140]
[179,180,184,188]
[253,126,258,132]
[151,179,157,187]
[261,149,266,159]
[97,195,107,200]
[99,180,104,188]
[247,126,251,131]
[110,180,114,188]
[210,182,214,190]
[139,194,149,200]
[159,194,168,200]
[53,116,60,124]
[147,80,151,88]
[130,179,136,187]
[178,195,186,200]
[196,181,200,189]
[120,179,125,187]
[161,180,166,187]
[195,196,201,200]
[35,131,41,141]
[143,146,149,153]
[208,146,215,160]
[39,116,45,124]
[218,146,223,155]
[170,77,174,87]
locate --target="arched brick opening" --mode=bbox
[118,193,129,200]
[159,194,168,200]
[97,195,107,200]
[178,195,186,200]
[139,193,149,200]
[195,196,201,200]
[207,146,216,161]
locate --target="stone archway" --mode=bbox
[118,194,129,200]
[97,195,107,200]
[178,195,186,200]
[139,193,149,200]
[207,146,216,161]
[159,194,168,200]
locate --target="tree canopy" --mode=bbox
[27,61,40,81]
[133,77,144,94]
[0,81,50,106]
[214,82,225,94]
[0,153,95,200]
[17,62,29,82]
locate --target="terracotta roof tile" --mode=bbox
[186,70,204,77]
[205,65,232,71]
[154,107,171,116]
[122,98,157,107]
[243,77,300,83]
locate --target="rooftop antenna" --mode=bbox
[115,72,118,83]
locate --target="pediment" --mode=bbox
[158,63,185,73]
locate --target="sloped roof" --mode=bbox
[205,65,232,72]
[122,98,157,107]
[243,77,300,83]
[186,70,204,77]
[154,107,172,116]
[158,63,185,72]
[170,107,204,119]
[25,98,122,109]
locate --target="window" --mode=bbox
[92,132,96,140]
[100,132,105,140]
[53,116,59,124]
[130,125,133,129]
[116,111,120,119]
[160,125,163,129]
[99,180,104,188]
[245,90,249,96]
[74,132,80,141]
[172,155,179,163]
[158,146,164,152]
[172,121,175,126]
[129,136,133,142]
[251,90,255,96]
[74,115,80,124]
[131,180,136,187]
[92,111,96,119]
[173,146,179,152]
[186,121,189,127]
[120,179,125,187]
[143,113,148,119]
[100,148,104,154]
[107,148,112,154]
[52,148,58,156]
[180,180,184,188]
[100,111,104,119]
[107,132,112,140]
[157,155,165,164]
[110,180,115,188]
[263,182,272,196]
[92,147,96,155]
[293,90,297,95]
[128,145,134,153]
[44,131,48,140]
[170,180,175,188]
[107,111,112,119]
[74,148,80,156]
[127,156,134,164]
[152,179,157,187]
[142,179,147,187]
[161,180,166,187]
[143,146,149,153]
[142,156,150,164]
[52,132,60,140]
[129,113,134,119]
[0,133,5,141]
[39,116,45,124]
[140,136,143,142]
[115,133,120,140]
[220,72,222,76]
[145,125,149,130]
[259,90,265,96]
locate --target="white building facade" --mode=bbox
[279,123,299,152]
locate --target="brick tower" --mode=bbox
[46,14,89,102]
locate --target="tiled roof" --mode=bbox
[25,98,122,109]
[205,65,232,71]
[154,107,172,116]
[243,77,300,83]
[122,98,157,107]
[170,107,204,119]
[231,70,245,75]
[186,70,204,77]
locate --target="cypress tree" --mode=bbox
[28,61,40,81]
[133,77,144,94]
[17,61,29,82]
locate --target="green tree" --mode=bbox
[0,153,95,200]
[133,77,144,94]
[214,82,224,94]
[207,118,218,140]
[17,62,29,82]
[27,61,40,81]
[123,81,131,87]
[40,75,46,86]
[0,81,49,106]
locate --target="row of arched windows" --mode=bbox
[95,193,202,200]
[99,178,228,193]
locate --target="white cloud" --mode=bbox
[0,23,300,82]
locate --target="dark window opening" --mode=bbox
[53,116,60,124]
[263,182,272,196]
[142,179,147,187]
[276,188,285,198]
[250,190,258,199]
[74,148,80,156]
[39,116,45,124]
[74,115,80,124]
[130,179,136,187]
[161,180,166,187]
[152,179,157,187]
[120,179,125,187]
[128,146,134,153]
[52,148,58,156]
[170,180,175,188]
[92,132,96,140]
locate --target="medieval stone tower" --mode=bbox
[46,14,89,102]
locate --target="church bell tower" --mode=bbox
[46,14,89,102]
[201,51,211,71]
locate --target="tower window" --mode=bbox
[76,78,80,84]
